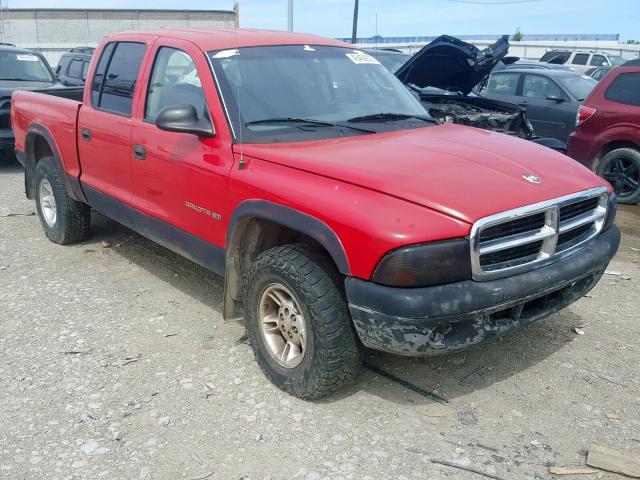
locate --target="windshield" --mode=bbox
[365,50,412,73]
[608,56,625,66]
[208,45,430,143]
[558,75,597,101]
[0,51,54,82]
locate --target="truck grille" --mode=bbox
[470,187,608,280]
[0,112,10,130]
[0,98,11,131]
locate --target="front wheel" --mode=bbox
[243,244,362,399]
[34,157,91,244]
[597,148,640,204]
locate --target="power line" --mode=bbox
[0,0,7,41]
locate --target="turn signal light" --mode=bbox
[576,105,597,127]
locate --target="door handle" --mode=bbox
[132,144,146,160]
[81,128,91,141]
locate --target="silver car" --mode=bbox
[540,50,625,74]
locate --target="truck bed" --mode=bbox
[12,89,84,182]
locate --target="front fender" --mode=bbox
[222,200,350,321]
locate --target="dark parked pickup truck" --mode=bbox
[12,29,620,399]
[0,44,71,160]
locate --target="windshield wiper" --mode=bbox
[347,113,435,124]
[244,117,375,134]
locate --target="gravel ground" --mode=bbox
[1,159,639,480]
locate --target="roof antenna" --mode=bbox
[234,26,245,169]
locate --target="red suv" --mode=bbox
[568,59,640,204]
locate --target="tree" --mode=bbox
[370,35,383,41]
[512,28,523,42]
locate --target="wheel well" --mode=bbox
[594,140,640,170]
[33,134,53,162]
[223,217,339,321]
[25,133,54,199]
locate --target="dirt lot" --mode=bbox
[1,159,639,480]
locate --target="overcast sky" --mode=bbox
[12,0,640,41]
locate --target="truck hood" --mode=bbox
[240,124,606,225]
[395,35,510,96]
[0,80,63,98]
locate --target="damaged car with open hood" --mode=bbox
[395,35,566,151]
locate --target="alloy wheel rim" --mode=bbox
[39,179,57,227]
[605,156,639,198]
[258,283,307,368]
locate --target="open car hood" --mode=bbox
[395,35,510,96]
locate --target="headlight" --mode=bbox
[372,238,471,287]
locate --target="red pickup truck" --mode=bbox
[12,29,620,399]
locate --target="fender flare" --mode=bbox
[227,200,350,274]
[24,123,86,203]
[223,200,351,320]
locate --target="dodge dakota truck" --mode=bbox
[12,29,620,399]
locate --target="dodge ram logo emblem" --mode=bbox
[522,173,541,184]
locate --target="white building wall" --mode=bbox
[1,7,239,65]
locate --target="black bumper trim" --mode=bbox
[346,226,620,356]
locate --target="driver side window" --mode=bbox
[145,47,206,122]
[522,74,564,100]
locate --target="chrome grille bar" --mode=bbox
[470,187,609,280]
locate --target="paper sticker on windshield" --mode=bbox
[345,52,380,65]
[16,54,39,62]
[213,49,239,59]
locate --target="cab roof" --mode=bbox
[106,28,352,51]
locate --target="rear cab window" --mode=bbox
[604,72,640,107]
[90,41,146,116]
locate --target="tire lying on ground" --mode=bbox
[596,147,640,204]
[243,244,362,399]
[34,156,91,244]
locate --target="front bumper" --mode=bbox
[0,131,14,149]
[346,226,620,356]
[0,109,13,149]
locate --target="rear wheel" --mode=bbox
[597,148,640,204]
[243,244,362,399]
[34,156,91,244]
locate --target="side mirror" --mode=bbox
[546,95,565,103]
[155,105,215,138]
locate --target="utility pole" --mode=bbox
[0,0,7,42]
[287,0,293,32]
[351,0,359,44]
